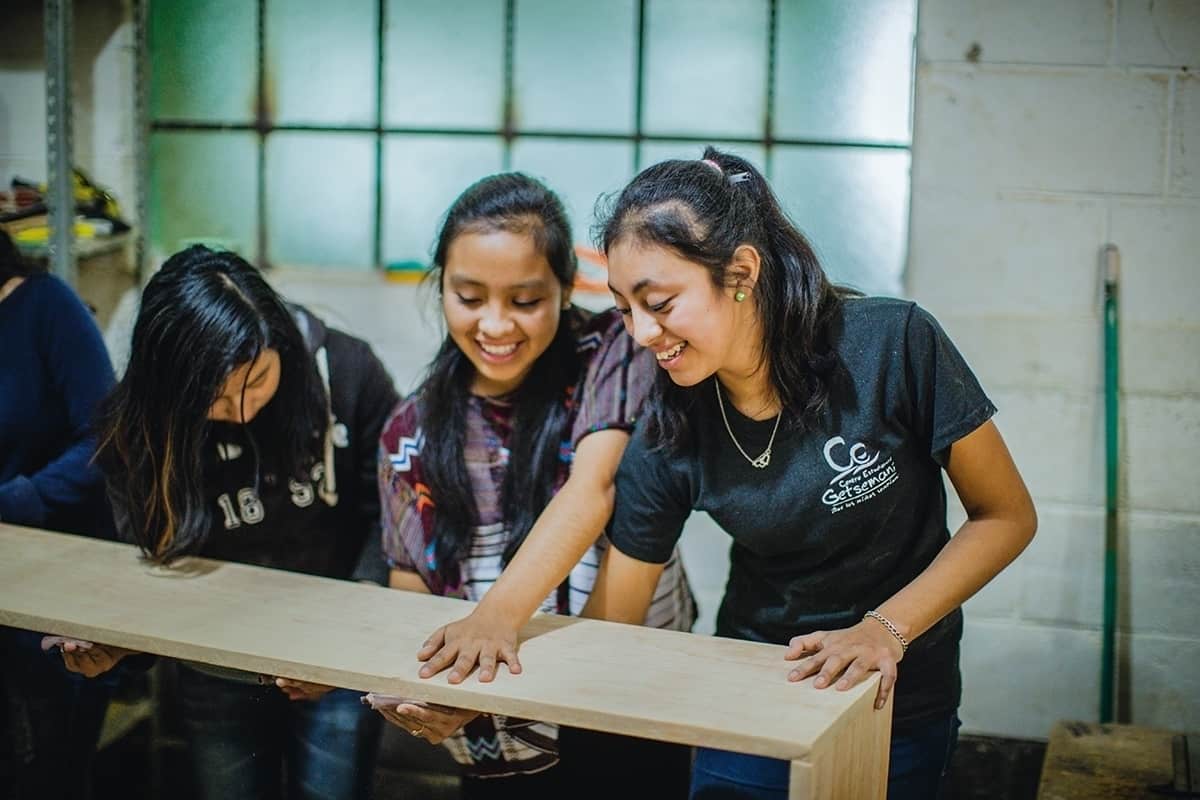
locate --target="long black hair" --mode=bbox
[96,245,326,561]
[597,145,848,451]
[420,173,579,585]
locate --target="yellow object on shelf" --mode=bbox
[31,169,124,222]
[12,219,107,245]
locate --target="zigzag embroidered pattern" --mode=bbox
[464,736,504,762]
[389,429,425,472]
[575,331,603,353]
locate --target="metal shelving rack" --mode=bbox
[43,0,76,285]
[41,5,160,791]
[41,0,149,287]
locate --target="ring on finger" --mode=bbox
[409,722,425,738]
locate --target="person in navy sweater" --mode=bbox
[0,229,117,799]
[0,236,114,534]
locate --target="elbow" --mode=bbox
[1013,494,1038,553]
[571,473,616,520]
[598,480,616,519]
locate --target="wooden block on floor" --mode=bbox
[1037,721,1184,800]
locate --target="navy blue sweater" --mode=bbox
[0,273,115,537]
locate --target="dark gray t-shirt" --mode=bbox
[609,297,996,730]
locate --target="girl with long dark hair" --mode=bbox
[416,149,1037,799]
[52,245,398,800]
[374,173,695,797]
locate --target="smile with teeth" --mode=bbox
[656,341,687,361]
[478,341,519,356]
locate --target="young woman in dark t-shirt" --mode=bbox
[416,148,1037,800]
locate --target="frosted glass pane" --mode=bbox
[384,0,505,129]
[267,0,378,126]
[772,146,909,296]
[643,0,768,138]
[776,0,915,144]
[149,0,256,122]
[265,133,376,270]
[148,131,258,260]
[381,136,505,265]
[510,139,635,242]
[514,0,636,133]
[638,141,767,175]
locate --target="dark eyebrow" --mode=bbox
[508,279,550,291]
[447,276,550,292]
[239,356,271,389]
[608,277,658,297]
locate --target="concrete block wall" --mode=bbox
[912,0,1199,738]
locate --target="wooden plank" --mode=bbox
[790,690,892,800]
[0,524,889,798]
[1038,721,1178,799]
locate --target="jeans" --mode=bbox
[690,714,961,800]
[0,628,112,800]
[177,665,381,800]
[461,726,692,799]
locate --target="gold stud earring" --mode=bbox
[734,289,747,302]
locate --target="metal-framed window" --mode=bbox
[148,0,914,294]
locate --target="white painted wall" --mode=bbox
[0,0,137,233]
[912,0,1199,738]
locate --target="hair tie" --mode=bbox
[701,158,750,186]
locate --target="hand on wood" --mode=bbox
[783,620,902,710]
[274,677,335,701]
[375,699,480,745]
[417,610,521,684]
[41,636,135,678]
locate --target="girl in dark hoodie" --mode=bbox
[51,245,398,800]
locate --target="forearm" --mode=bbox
[389,567,433,593]
[1,439,104,525]
[580,542,666,624]
[474,476,612,624]
[876,515,1034,642]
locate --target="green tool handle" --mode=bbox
[1101,244,1120,723]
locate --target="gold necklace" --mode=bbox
[714,380,781,469]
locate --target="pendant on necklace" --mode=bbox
[751,450,771,469]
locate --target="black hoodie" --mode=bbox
[193,306,399,584]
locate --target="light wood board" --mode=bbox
[0,524,890,798]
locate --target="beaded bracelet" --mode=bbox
[864,610,909,653]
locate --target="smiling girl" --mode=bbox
[418,150,1037,799]
[375,173,695,797]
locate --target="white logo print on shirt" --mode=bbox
[820,436,899,514]
[216,442,243,461]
